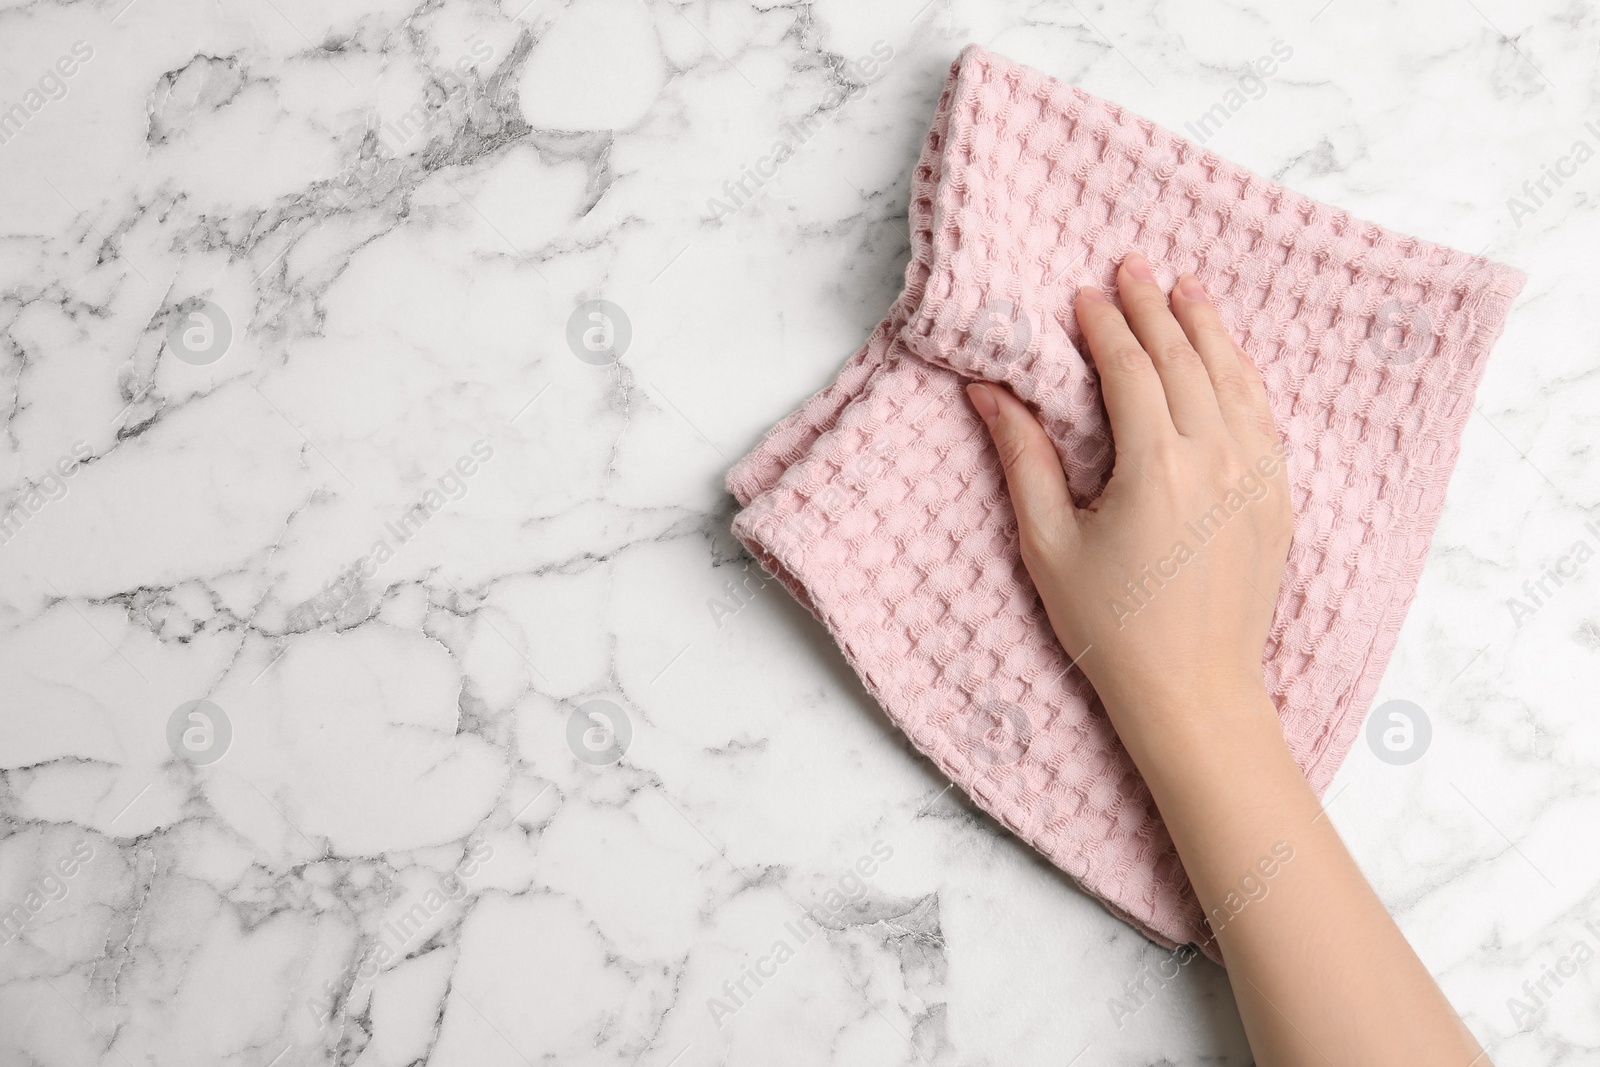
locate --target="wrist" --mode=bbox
[1101,677,1288,783]
[1104,684,1323,874]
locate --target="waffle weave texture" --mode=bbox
[726,44,1526,957]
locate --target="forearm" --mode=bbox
[971,259,1485,1062]
[1112,687,1486,1067]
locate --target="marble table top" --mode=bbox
[0,0,1596,1064]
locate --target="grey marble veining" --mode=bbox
[0,0,1596,1064]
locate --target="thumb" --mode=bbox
[964,382,1077,560]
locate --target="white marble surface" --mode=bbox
[0,0,1596,1064]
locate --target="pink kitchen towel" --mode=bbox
[726,44,1525,957]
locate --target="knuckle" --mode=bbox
[1017,513,1064,564]
[1215,452,1249,484]
[1125,284,1165,310]
[1151,337,1200,367]
[1146,440,1186,482]
[1217,375,1252,405]
[1188,314,1229,342]
[994,427,1030,473]
[1102,340,1150,377]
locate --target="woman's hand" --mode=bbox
[964,252,1292,742]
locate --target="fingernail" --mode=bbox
[1178,274,1206,301]
[1077,285,1108,303]
[1123,252,1154,281]
[965,382,998,427]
